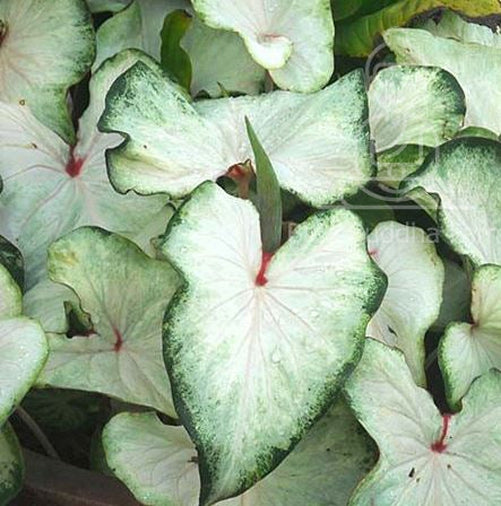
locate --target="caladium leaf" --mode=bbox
[335,0,501,57]
[100,62,372,207]
[384,20,501,135]
[37,227,179,417]
[0,0,95,143]
[93,0,188,70]
[345,338,501,505]
[367,222,444,386]
[440,264,501,408]
[368,65,465,153]
[0,262,21,318]
[0,423,23,505]
[402,138,501,266]
[0,49,170,288]
[103,400,376,506]
[0,236,24,290]
[191,0,334,92]
[180,15,266,98]
[86,0,129,13]
[159,182,386,504]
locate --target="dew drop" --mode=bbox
[271,349,281,364]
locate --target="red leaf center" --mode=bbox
[431,414,452,453]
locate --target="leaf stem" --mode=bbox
[16,406,61,460]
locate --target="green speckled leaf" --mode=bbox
[100,61,372,207]
[159,182,385,504]
[0,423,23,505]
[37,227,179,417]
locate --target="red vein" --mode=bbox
[431,414,452,453]
[113,327,123,352]
[255,252,273,286]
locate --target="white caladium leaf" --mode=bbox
[182,16,266,98]
[103,401,376,506]
[0,0,95,143]
[159,182,385,504]
[0,315,47,426]
[369,65,465,153]
[0,49,170,288]
[384,22,501,135]
[345,338,501,505]
[440,264,501,408]
[0,423,23,505]
[23,279,79,334]
[191,0,334,92]
[367,222,444,386]
[100,62,372,207]
[94,0,188,70]
[422,11,501,49]
[403,138,501,266]
[0,262,21,318]
[37,227,179,417]
[0,264,48,426]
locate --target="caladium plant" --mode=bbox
[2,1,501,505]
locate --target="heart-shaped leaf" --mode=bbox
[367,221,444,385]
[0,49,170,287]
[384,15,501,135]
[0,0,95,143]
[345,338,501,505]
[0,423,23,505]
[99,61,372,207]
[369,65,465,153]
[103,400,376,506]
[402,138,501,266]
[440,264,501,408]
[191,0,334,92]
[159,181,386,504]
[37,227,179,417]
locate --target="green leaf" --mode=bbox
[385,14,501,134]
[440,264,501,408]
[159,182,386,504]
[100,61,372,207]
[345,339,501,505]
[336,0,501,57]
[103,400,376,506]
[402,138,501,266]
[160,9,193,90]
[37,227,179,417]
[191,0,334,92]
[0,237,24,291]
[368,65,465,153]
[0,0,95,143]
[367,222,444,385]
[0,264,21,319]
[245,118,282,254]
[0,423,23,505]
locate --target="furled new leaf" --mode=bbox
[103,400,376,506]
[402,138,501,266]
[440,264,501,408]
[191,0,334,92]
[367,222,444,385]
[37,227,179,417]
[345,339,501,505]
[100,62,372,207]
[0,0,95,142]
[159,182,385,504]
